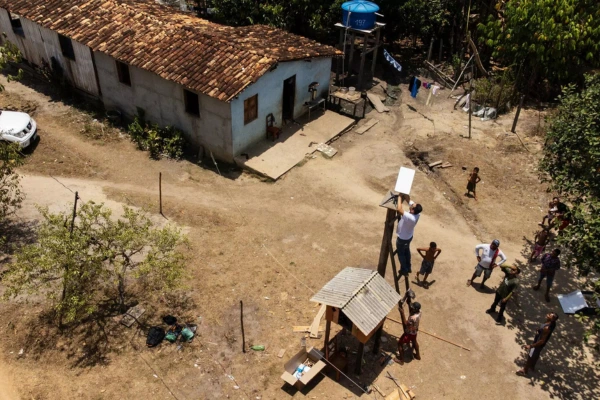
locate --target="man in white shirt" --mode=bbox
[396,194,423,275]
[467,239,507,288]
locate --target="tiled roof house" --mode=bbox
[0,0,341,161]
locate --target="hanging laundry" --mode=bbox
[411,78,421,98]
[383,49,402,72]
[409,76,417,92]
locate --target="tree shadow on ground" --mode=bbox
[501,235,600,399]
[13,289,198,369]
[0,218,38,270]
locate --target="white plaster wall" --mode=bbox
[94,51,233,161]
[0,8,99,96]
[230,57,332,156]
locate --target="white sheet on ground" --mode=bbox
[557,290,587,314]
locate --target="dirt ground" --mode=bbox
[0,73,598,400]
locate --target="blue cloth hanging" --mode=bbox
[411,83,418,98]
[383,49,402,72]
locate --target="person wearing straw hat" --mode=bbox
[486,265,520,324]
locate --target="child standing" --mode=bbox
[416,242,442,287]
[466,167,481,200]
[529,227,550,262]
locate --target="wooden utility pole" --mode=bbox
[511,95,525,133]
[70,191,79,236]
[159,172,163,216]
[240,300,246,353]
[61,191,79,328]
[377,208,397,277]
[468,87,472,138]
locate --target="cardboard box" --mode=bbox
[281,347,326,389]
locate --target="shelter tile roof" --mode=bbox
[311,267,401,336]
[0,0,341,101]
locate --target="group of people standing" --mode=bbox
[391,192,563,376]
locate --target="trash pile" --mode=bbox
[146,315,196,348]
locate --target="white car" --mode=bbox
[0,110,38,148]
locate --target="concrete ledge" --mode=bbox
[234,110,355,180]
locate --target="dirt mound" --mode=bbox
[0,91,38,115]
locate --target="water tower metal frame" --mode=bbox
[335,20,385,90]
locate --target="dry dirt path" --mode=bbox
[0,363,20,400]
[0,77,597,400]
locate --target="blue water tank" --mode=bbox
[341,0,379,30]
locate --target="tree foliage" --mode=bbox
[207,0,344,39]
[539,73,600,276]
[0,143,25,223]
[478,0,600,86]
[381,0,451,42]
[0,35,23,91]
[206,0,460,43]
[3,202,188,324]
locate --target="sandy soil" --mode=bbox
[0,74,598,400]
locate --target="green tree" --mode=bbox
[0,143,25,224]
[539,74,600,349]
[384,0,449,43]
[479,0,600,87]
[539,74,600,275]
[3,202,188,324]
[0,39,24,228]
[207,0,344,39]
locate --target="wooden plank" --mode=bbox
[399,384,415,399]
[293,326,311,332]
[293,325,324,333]
[309,305,326,338]
[441,162,453,168]
[372,384,386,397]
[385,389,402,400]
[355,119,379,134]
[427,160,442,168]
[367,93,390,113]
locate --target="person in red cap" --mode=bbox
[467,239,507,288]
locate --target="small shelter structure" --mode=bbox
[311,267,400,374]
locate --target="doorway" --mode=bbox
[282,75,296,121]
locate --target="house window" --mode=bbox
[116,61,131,86]
[8,12,24,37]
[58,34,75,60]
[184,89,200,117]
[244,94,258,125]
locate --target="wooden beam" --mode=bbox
[386,317,471,351]
[309,305,326,338]
[355,342,364,374]
[468,33,488,76]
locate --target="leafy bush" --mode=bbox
[127,115,186,160]
[472,74,516,114]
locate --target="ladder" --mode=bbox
[388,242,410,328]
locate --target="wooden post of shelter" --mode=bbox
[335,22,384,91]
[311,268,401,376]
